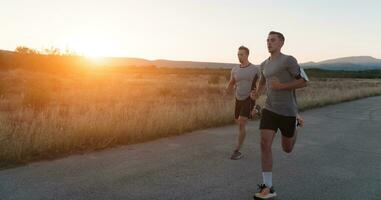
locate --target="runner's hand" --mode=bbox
[270,78,285,90]
[250,89,258,100]
[297,115,304,127]
[223,88,231,97]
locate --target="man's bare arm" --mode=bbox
[225,77,235,94]
[251,75,265,100]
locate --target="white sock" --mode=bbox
[262,172,273,188]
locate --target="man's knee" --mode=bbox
[282,145,293,153]
[260,130,275,152]
[260,138,272,152]
[282,135,296,153]
[237,117,247,126]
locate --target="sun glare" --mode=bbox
[60,34,118,59]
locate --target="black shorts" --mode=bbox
[259,108,297,138]
[235,97,255,119]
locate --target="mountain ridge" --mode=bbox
[1,49,380,71]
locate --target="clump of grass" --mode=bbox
[208,75,220,84]
[0,81,6,97]
[23,84,51,110]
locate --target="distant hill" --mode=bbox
[84,55,381,71]
[301,56,381,71]
[83,55,381,71]
[97,55,381,71]
[98,57,237,69]
[0,49,15,55]
[1,49,380,71]
[0,49,237,69]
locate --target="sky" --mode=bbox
[1,0,380,64]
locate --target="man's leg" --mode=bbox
[254,129,277,199]
[280,115,300,153]
[261,129,276,183]
[254,109,278,199]
[231,97,251,160]
[281,130,297,153]
[231,116,247,160]
[235,116,248,151]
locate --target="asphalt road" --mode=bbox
[1,96,381,200]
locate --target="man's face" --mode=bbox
[267,34,284,53]
[237,49,249,64]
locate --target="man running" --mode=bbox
[251,31,309,199]
[226,46,260,160]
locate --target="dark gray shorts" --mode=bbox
[259,109,296,138]
[235,97,255,119]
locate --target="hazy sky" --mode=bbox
[1,0,380,63]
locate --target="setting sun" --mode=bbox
[59,33,119,59]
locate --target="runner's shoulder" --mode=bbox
[259,58,270,70]
[249,63,259,69]
[283,54,298,64]
[260,58,269,66]
[231,65,240,72]
[249,64,260,74]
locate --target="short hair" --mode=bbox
[269,31,285,42]
[238,45,250,55]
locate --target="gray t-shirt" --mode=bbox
[260,53,302,117]
[231,63,259,100]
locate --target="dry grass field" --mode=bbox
[1,68,381,167]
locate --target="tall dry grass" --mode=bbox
[0,69,380,167]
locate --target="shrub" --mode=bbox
[208,75,220,84]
